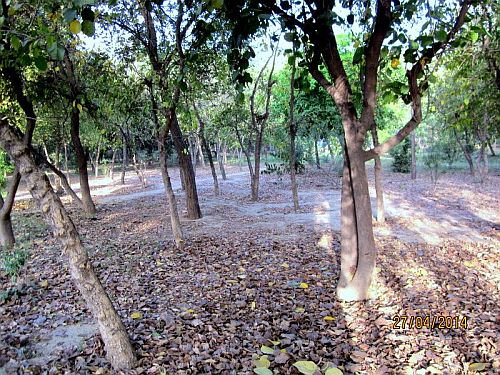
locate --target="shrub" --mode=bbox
[390,137,411,173]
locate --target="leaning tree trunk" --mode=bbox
[371,124,385,223]
[337,140,377,301]
[110,149,116,181]
[70,107,96,215]
[0,119,136,370]
[168,111,201,219]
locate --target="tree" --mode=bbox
[225,0,474,300]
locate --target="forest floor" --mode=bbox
[1,163,499,374]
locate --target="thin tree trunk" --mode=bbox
[289,52,299,211]
[454,129,475,176]
[110,149,116,180]
[159,138,184,249]
[70,107,96,216]
[217,139,227,181]
[371,124,385,223]
[314,136,321,169]
[196,134,205,167]
[54,146,63,193]
[132,153,147,188]
[0,119,136,370]
[487,140,496,156]
[64,143,70,180]
[222,142,227,164]
[121,135,127,185]
[192,102,219,195]
[94,140,101,177]
[410,131,416,180]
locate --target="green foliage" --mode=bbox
[423,145,444,184]
[0,151,14,192]
[1,246,29,281]
[390,137,411,173]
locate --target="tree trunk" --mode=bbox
[410,131,416,180]
[64,143,70,180]
[168,111,201,219]
[371,125,385,223]
[192,102,219,195]
[217,139,227,181]
[159,131,184,250]
[288,54,299,211]
[188,134,197,174]
[132,153,147,188]
[337,142,376,301]
[70,108,96,216]
[314,136,321,169]
[0,119,136,370]
[0,195,15,249]
[110,149,116,180]
[487,140,496,156]
[251,130,263,201]
[54,146,63,193]
[94,140,101,177]
[454,129,475,176]
[196,134,205,167]
[121,136,127,185]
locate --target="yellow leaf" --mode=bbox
[253,355,271,368]
[292,361,319,375]
[325,368,343,375]
[156,260,163,266]
[299,282,309,289]
[323,315,336,321]
[391,58,400,69]
[130,311,142,319]
[251,301,256,310]
[295,307,305,313]
[77,103,83,112]
[281,262,289,268]
[463,260,475,268]
[185,309,195,314]
[260,345,274,354]
[69,20,81,34]
[39,280,49,288]
[468,363,488,372]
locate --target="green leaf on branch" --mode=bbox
[81,20,95,36]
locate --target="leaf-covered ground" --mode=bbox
[1,165,499,374]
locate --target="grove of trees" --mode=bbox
[1,0,498,371]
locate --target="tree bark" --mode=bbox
[196,134,205,167]
[337,141,376,301]
[487,140,496,156]
[70,108,96,216]
[0,195,15,249]
[0,119,136,370]
[0,65,36,248]
[371,124,385,223]
[169,111,201,219]
[94,140,101,177]
[410,131,417,180]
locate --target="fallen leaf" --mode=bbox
[299,282,309,289]
[130,311,142,319]
[325,368,343,375]
[260,345,274,355]
[293,360,319,375]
